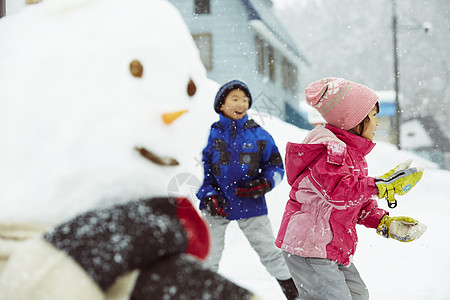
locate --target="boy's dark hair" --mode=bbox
[214,80,252,114]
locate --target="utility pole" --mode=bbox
[0,0,6,18]
[391,0,401,150]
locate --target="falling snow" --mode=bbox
[0,0,449,299]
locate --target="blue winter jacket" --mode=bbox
[196,114,284,220]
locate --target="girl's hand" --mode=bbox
[375,159,424,207]
[377,215,427,242]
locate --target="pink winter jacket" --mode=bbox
[275,124,387,266]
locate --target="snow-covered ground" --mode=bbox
[1,0,449,299]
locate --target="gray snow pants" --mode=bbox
[202,212,291,280]
[283,251,369,300]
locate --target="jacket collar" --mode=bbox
[285,125,375,185]
[325,124,375,156]
[218,113,249,129]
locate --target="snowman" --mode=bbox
[0,0,257,298]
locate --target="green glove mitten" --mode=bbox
[375,159,424,208]
[377,215,427,242]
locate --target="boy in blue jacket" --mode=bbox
[197,80,298,300]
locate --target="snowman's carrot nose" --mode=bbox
[162,109,188,124]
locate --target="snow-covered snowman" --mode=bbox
[0,0,257,298]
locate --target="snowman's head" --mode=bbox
[0,0,218,224]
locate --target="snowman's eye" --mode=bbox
[187,78,196,96]
[130,59,143,78]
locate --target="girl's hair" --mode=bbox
[348,102,379,137]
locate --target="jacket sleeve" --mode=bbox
[308,156,379,207]
[196,132,220,200]
[259,134,285,190]
[357,198,388,229]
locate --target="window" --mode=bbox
[192,33,213,70]
[255,34,276,82]
[281,57,297,94]
[194,0,210,15]
[267,45,275,82]
[255,35,265,75]
[281,57,288,89]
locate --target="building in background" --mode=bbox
[402,116,450,170]
[168,0,311,129]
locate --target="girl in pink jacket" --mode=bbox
[275,78,426,299]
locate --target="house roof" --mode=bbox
[242,0,309,65]
[402,115,450,151]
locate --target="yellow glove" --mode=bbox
[377,215,427,242]
[375,159,424,208]
[377,159,413,179]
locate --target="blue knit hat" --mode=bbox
[214,80,252,114]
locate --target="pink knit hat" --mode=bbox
[305,78,379,130]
